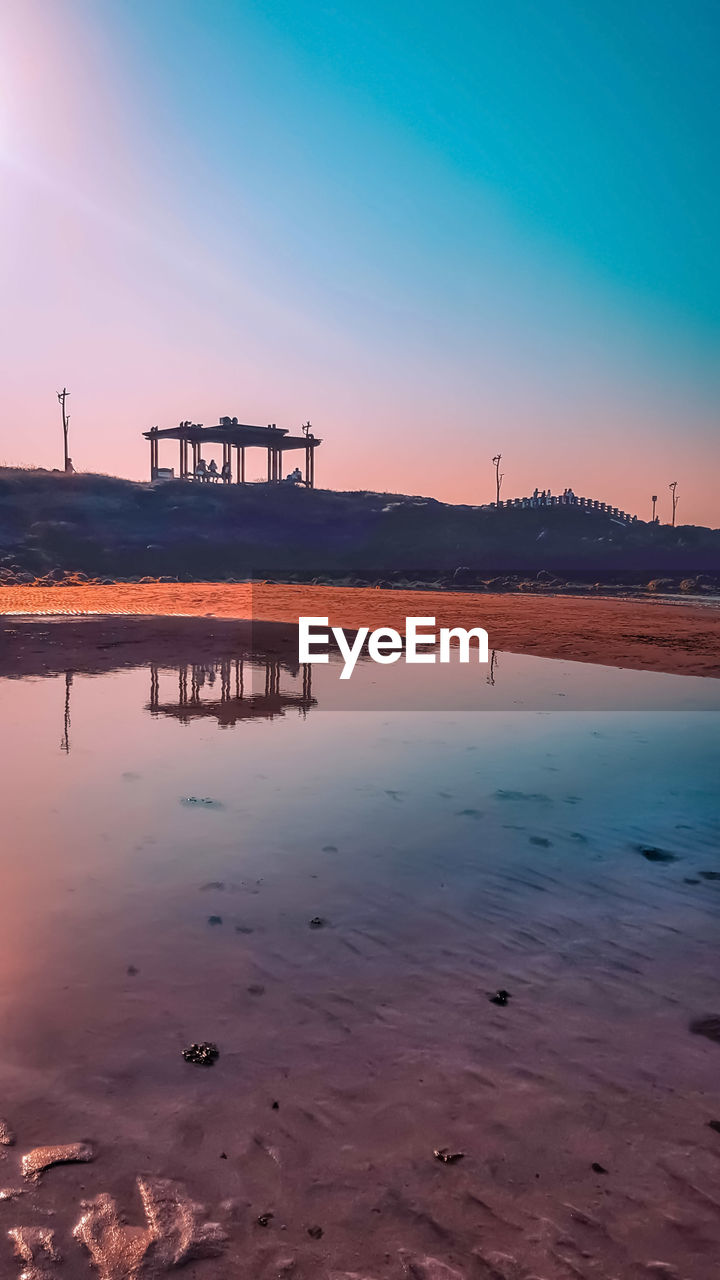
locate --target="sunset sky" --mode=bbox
[1,0,718,525]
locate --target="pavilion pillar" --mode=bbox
[310,444,315,489]
[267,448,272,483]
[305,443,310,487]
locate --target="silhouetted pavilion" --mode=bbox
[147,658,315,725]
[143,417,321,486]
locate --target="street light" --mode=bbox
[669,481,678,527]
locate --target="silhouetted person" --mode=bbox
[195,458,207,481]
[65,457,75,475]
[208,459,219,482]
[221,460,232,484]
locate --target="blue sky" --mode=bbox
[2,0,718,520]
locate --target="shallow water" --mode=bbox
[1,640,720,1279]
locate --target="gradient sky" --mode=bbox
[1,0,718,524]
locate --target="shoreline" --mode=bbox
[2,582,720,678]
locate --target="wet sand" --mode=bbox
[1,603,720,1279]
[0,664,719,1280]
[2,581,720,676]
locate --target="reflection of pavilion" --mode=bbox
[147,658,315,726]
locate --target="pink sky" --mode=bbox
[1,0,718,527]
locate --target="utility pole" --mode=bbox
[492,453,504,507]
[57,387,71,472]
[651,494,657,523]
[669,481,678,527]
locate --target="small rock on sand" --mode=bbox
[637,845,678,863]
[490,989,511,1006]
[689,1016,720,1043]
[22,1142,94,1181]
[9,1226,60,1268]
[0,1118,16,1146]
[433,1148,465,1164]
[182,1042,219,1066]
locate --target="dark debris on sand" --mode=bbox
[489,989,511,1006]
[637,845,679,863]
[434,1148,465,1164]
[689,1017,720,1044]
[182,1042,220,1066]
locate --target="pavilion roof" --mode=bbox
[143,422,320,450]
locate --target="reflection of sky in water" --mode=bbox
[0,651,718,1054]
[3,655,718,914]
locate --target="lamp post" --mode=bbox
[669,481,678,527]
[492,453,503,507]
[57,387,70,472]
[651,494,657,523]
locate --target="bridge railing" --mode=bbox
[493,495,636,523]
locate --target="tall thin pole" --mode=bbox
[492,453,503,506]
[669,481,678,527]
[651,494,657,523]
[57,387,70,471]
[60,671,73,753]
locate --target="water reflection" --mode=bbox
[1,626,720,1278]
[147,658,315,726]
[60,670,73,753]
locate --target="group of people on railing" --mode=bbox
[526,487,576,505]
[495,489,635,522]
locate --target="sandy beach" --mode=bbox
[2,582,720,677]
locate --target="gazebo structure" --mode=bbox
[143,417,321,487]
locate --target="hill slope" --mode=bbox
[0,468,718,585]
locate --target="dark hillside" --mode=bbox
[0,468,718,587]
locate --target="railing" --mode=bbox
[492,495,636,523]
